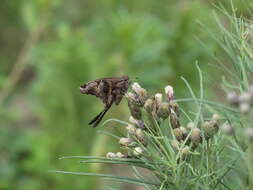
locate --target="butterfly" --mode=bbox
[80,75,130,127]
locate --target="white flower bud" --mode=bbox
[116,152,126,158]
[119,138,134,147]
[133,147,144,156]
[126,124,136,135]
[187,122,195,130]
[155,93,163,107]
[106,152,117,158]
[165,85,174,101]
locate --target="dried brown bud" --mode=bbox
[157,102,170,119]
[144,98,155,113]
[133,147,144,156]
[129,116,146,129]
[221,122,234,135]
[128,100,142,119]
[202,120,219,139]
[179,126,188,137]
[119,138,134,147]
[170,113,180,129]
[173,128,184,141]
[131,83,148,106]
[190,128,201,147]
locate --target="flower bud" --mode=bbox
[190,128,201,147]
[131,82,148,106]
[170,113,180,129]
[173,128,184,141]
[212,113,220,121]
[164,85,174,102]
[155,93,163,109]
[129,116,146,129]
[181,146,190,155]
[135,128,147,145]
[126,124,136,135]
[187,122,195,130]
[202,121,219,139]
[169,102,180,117]
[226,91,239,105]
[106,152,117,158]
[128,100,142,119]
[133,147,144,156]
[245,128,253,141]
[157,102,170,119]
[239,103,250,113]
[144,98,155,113]
[221,122,234,135]
[179,126,188,137]
[119,138,134,147]
[171,139,180,150]
[116,152,127,158]
[126,92,138,104]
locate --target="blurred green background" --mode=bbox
[0,0,249,189]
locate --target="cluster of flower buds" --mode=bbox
[106,116,147,159]
[106,152,128,158]
[202,114,220,140]
[226,86,253,113]
[126,83,148,120]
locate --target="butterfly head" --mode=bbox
[80,81,97,94]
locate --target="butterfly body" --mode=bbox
[80,76,130,127]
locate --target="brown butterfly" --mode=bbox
[80,75,130,127]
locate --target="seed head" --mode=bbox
[128,100,142,119]
[181,146,190,155]
[202,121,219,139]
